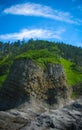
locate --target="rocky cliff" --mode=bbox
[0,59,69,111]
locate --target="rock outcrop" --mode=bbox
[73,82,82,98]
[0,59,69,111]
[0,98,81,130]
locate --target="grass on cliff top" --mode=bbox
[0,49,82,88]
[16,49,60,67]
[60,58,82,86]
[0,49,60,87]
[16,50,82,86]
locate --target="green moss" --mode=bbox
[60,58,82,86]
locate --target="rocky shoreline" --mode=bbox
[0,98,81,130]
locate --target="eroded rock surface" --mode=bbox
[0,98,82,130]
[0,59,69,110]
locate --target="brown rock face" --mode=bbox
[0,59,69,111]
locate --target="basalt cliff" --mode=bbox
[0,59,69,111]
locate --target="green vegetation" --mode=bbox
[16,49,60,68]
[0,75,7,88]
[60,58,82,86]
[0,39,82,89]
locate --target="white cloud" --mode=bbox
[0,28,65,41]
[3,3,77,24]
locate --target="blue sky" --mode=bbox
[0,0,82,47]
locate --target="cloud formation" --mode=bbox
[0,28,65,41]
[3,3,77,24]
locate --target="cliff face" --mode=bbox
[0,59,69,111]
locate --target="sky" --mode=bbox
[0,0,82,47]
